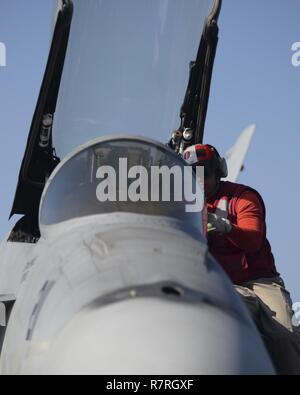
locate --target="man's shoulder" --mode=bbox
[220,182,266,214]
[219,181,249,195]
[220,181,265,203]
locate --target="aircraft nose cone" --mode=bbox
[37,297,274,375]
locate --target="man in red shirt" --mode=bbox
[183,143,300,374]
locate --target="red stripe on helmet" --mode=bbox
[194,144,215,162]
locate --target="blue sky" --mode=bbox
[205,0,300,301]
[0,0,299,301]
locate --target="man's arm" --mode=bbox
[227,190,265,254]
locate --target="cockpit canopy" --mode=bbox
[11,0,222,236]
[40,136,204,238]
[53,0,214,158]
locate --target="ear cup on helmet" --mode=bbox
[219,157,228,178]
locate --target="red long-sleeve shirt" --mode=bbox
[226,190,265,254]
[206,181,278,284]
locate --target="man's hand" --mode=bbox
[207,213,232,235]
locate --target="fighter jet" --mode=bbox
[0,0,274,374]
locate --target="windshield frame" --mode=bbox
[39,135,205,238]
